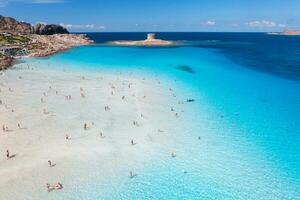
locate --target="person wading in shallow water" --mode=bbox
[129,171,136,178]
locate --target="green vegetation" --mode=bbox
[0,34,31,45]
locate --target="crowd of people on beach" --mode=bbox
[0,62,191,193]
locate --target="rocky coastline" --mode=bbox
[0,15,93,70]
[0,55,14,70]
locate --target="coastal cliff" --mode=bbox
[0,15,69,35]
[0,15,92,70]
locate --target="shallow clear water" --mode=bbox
[23,42,300,199]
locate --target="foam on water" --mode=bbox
[21,45,300,199]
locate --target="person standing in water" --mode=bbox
[129,171,136,178]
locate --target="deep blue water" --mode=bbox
[85,32,300,81]
[22,32,300,199]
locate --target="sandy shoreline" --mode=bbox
[0,60,185,199]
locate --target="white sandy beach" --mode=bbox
[0,61,187,199]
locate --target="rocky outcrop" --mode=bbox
[0,15,69,35]
[0,55,14,70]
[0,15,34,34]
[28,34,92,57]
[34,24,69,35]
[0,15,92,70]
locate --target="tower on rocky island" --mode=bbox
[147,33,155,40]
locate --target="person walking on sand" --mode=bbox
[46,183,52,192]
[131,139,135,146]
[100,131,104,138]
[6,150,9,159]
[48,160,52,167]
[129,171,135,178]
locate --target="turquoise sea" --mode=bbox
[24,33,300,199]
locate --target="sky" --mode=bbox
[0,0,300,32]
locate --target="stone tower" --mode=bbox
[147,33,155,40]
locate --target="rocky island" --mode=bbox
[267,29,300,36]
[0,15,92,70]
[109,33,175,46]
